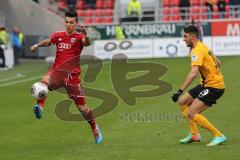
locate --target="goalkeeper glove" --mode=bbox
[171,89,183,102]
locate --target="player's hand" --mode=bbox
[171,89,183,102]
[79,25,87,35]
[30,44,38,52]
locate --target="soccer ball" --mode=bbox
[31,82,48,99]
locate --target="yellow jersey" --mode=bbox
[190,41,225,89]
[128,0,142,15]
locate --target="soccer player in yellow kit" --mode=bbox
[171,25,227,146]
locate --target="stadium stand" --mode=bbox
[53,0,114,24]
[161,0,240,22]
[45,0,240,25]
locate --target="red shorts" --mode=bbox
[42,70,86,105]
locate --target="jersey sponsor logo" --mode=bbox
[199,89,209,97]
[191,54,198,61]
[58,43,71,49]
[70,38,76,43]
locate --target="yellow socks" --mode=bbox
[192,114,222,137]
[181,105,199,135]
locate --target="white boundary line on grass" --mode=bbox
[0,75,42,88]
[0,69,45,79]
[0,75,26,82]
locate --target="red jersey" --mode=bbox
[50,31,85,73]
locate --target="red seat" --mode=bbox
[226,5,230,12]
[200,6,207,19]
[191,15,200,20]
[163,0,170,7]
[85,9,94,17]
[201,0,207,3]
[171,7,180,21]
[226,5,230,18]
[191,0,200,6]
[95,17,102,23]
[105,9,114,16]
[171,0,179,6]
[96,0,104,9]
[102,17,113,23]
[95,9,104,16]
[191,6,201,13]
[213,14,219,19]
[163,7,170,15]
[76,0,85,10]
[202,6,212,19]
[213,5,219,19]
[106,0,114,9]
[77,10,85,17]
[171,15,180,21]
[84,18,93,24]
[201,14,207,20]
[163,15,170,21]
[191,6,201,20]
[213,5,218,12]
[201,6,207,12]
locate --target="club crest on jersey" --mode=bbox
[70,38,76,43]
[58,38,62,42]
[191,54,198,61]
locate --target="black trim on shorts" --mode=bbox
[188,84,224,107]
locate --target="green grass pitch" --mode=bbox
[0,56,240,160]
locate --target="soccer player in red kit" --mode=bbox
[30,10,102,144]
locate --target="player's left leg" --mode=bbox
[76,101,103,144]
[178,85,202,144]
[189,99,227,146]
[66,74,102,144]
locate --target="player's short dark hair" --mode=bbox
[65,10,78,22]
[184,25,199,38]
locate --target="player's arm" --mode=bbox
[180,66,199,91]
[82,36,91,46]
[214,56,222,68]
[30,39,51,52]
[79,25,91,46]
[171,66,199,102]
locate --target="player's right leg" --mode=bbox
[178,85,201,143]
[33,70,54,119]
[189,98,227,146]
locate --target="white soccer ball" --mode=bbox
[31,82,48,99]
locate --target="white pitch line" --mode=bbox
[0,75,42,88]
[0,69,45,79]
[0,75,26,82]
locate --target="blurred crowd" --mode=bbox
[0,26,24,70]
[178,0,240,20]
